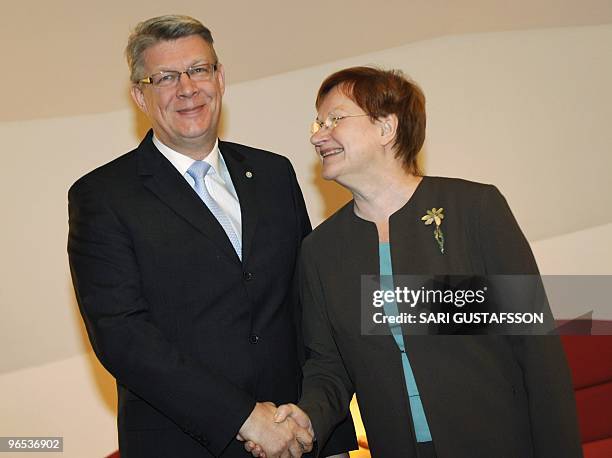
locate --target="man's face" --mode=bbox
[131,35,224,157]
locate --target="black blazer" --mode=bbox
[298,177,582,458]
[68,131,356,457]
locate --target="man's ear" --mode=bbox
[130,85,148,113]
[378,114,398,146]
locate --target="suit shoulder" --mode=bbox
[220,140,291,166]
[69,148,139,194]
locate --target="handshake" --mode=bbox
[237,402,314,458]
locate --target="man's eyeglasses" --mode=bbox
[138,63,218,88]
[310,114,369,135]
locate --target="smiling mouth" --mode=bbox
[320,148,344,158]
[177,105,204,114]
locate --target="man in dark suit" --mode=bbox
[68,15,354,458]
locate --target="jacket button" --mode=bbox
[249,334,259,344]
[244,272,254,281]
[195,434,208,445]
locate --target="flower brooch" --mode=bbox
[421,208,445,254]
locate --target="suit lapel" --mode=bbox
[136,133,241,264]
[219,141,259,263]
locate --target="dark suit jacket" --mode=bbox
[298,177,582,458]
[68,131,356,457]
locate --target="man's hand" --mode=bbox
[238,402,313,457]
[274,404,314,439]
[241,403,314,458]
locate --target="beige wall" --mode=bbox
[1,25,611,457]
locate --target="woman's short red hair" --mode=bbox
[316,66,426,174]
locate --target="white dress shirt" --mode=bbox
[153,135,242,241]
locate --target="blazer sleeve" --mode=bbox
[298,241,356,453]
[286,161,358,455]
[67,177,255,455]
[478,185,583,458]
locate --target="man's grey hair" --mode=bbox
[126,15,218,83]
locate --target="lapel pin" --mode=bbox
[245,171,253,178]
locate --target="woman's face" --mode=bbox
[310,87,382,184]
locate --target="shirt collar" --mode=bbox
[152,135,224,181]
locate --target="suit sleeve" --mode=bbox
[478,185,583,458]
[285,158,312,242]
[67,177,255,455]
[284,157,312,368]
[297,241,357,454]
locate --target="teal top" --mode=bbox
[379,242,432,443]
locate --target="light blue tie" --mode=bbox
[186,161,242,260]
